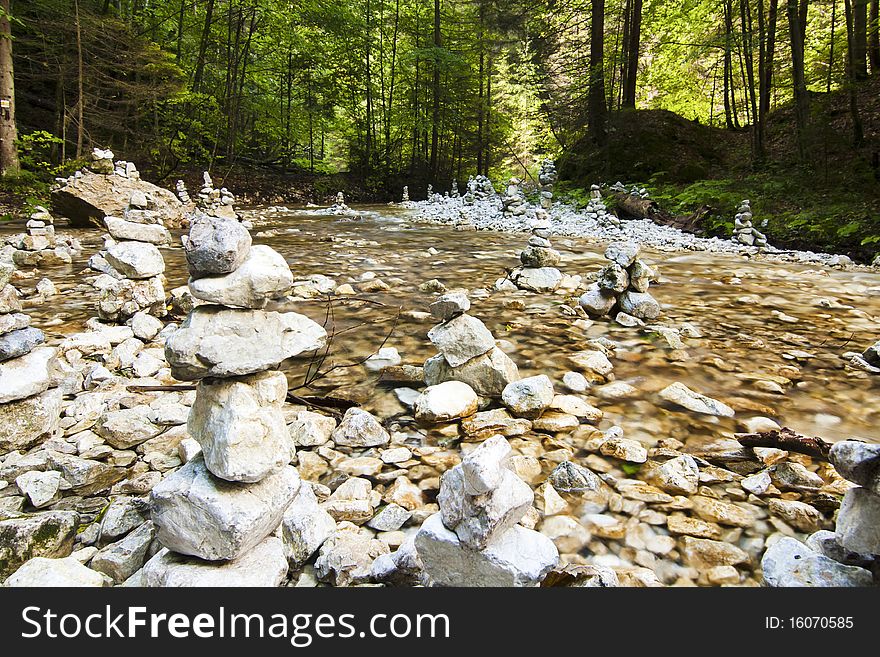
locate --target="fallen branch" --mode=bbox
[736,427,832,461]
[126,384,196,392]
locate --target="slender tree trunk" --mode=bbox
[192,0,216,93]
[429,0,441,181]
[0,0,19,175]
[787,0,810,160]
[365,0,374,169]
[476,0,484,175]
[74,0,84,159]
[828,0,838,91]
[622,0,642,107]
[741,0,760,159]
[762,0,779,116]
[854,0,869,77]
[870,0,880,70]
[176,0,186,63]
[589,0,608,146]
[485,53,492,174]
[724,0,737,128]
[385,0,400,169]
[844,0,866,143]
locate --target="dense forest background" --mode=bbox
[3,0,880,258]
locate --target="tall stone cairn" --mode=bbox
[141,216,328,586]
[538,159,558,210]
[88,192,170,323]
[0,262,62,455]
[732,199,768,248]
[509,211,564,293]
[579,241,660,321]
[11,205,82,268]
[414,435,559,586]
[501,177,527,218]
[423,291,519,398]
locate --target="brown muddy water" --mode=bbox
[5,204,880,452]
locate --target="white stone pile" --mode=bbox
[413,434,559,586]
[422,291,519,398]
[538,159,558,210]
[140,216,328,586]
[451,180,460,198]
[501,177,528,218]
[196,171,238,221]
[329,191,356,216]
[587,185,620,228]
[578,241,660,321]
[88,192,169,323]
[761,440,879,586]
[0,262,61,456]
[8,206,82,267]
[89,148,115,175]
[509,211,564,293]
[732,200,768,248]
[175,180,191,204]
[402,186,410,202]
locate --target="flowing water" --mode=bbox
[5,204,880,452]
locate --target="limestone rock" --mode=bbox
[0,327,45,362]
[0,387,63,452]
[659,382,734,417]
[413,380,479,424]
[761,537,873,587]
[104,217,171,245]
[617,290,660,320]
[314,522,390,586]
[105,241,166,279]
[501,375,554,419]
[427,313,495,368]
[0,511,80,579]
[288,410,336,447]
[578,283,617,317]
[423,347,519,397]
[330,408,390,447]
[90,521,156,583]
[189,245,294,309]
[5,557,105,587]
[0,346,57,404]
[829,440,880,486]
[282,483,337,567]
[185,215,252,276]
[835,487,880,555]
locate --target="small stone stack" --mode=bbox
[0,262,62,455]
[90,148,115,175]
[732,200,767,247]
[10,206,82,267]
[501,177,528,218]
[402,186,410,202]
[142,217,329,586]
[89,192,168,323]
[330,191,354,215]
[195,171,238,221]
[579,242,660,321]
[538,159,558,210]
[761,440,879,587]
[509,212,563,293]
[463,177,476,205]
[451,180,460,198]
[587,185,620,228]
[414,435,559,586]
[423,291,519,398]
[175,180,191,204]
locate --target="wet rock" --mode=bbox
[0,511,80,578]
[282,483,337,567]
[414,380,479,424]
[164,306,326,380]
[105,241,166,279]
[0,327,45,362]
[364,347,402,372]
[578,283,617,317]
[185,215,252,276]
[501,375,554,418]
[628,260,654,292]
[142,537,288,587]
[597,263,629,293]
[761,537,873,587]
[415,513,557,587]
[645,455,699,494]
[568,350,613,378]
[104,217,171,245]
[510,267,563,292]
[605,242,640,267]
[658,382,734,417]
[520,245,561,268]
[429,291,471,321]
[617,290,660,320]
[189,371,291,483]
[188,245,294,309]
[423,347,519,398]
[4,556,105,587]
[835,487,880,555]
[427,314,495,368]
[331,408,390,447]
[829,440,880,486]
[150,456,301,560]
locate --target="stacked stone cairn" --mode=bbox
[90,148,115,175]
[451,180,460,198]
[422,291,519,398]
[508,211,563,293]
[463,177,476,205]
[0,261,61,456]
[88,192,169,323]
[8,206,82,268]
[578,242,660,321]
[196,172,238,221]
[175,180,192,204]
[538,159,558,210]
[760,440,880,586]
[732,200,767,247]
[501,177,528,218]
[329,191,355,216]
[587,185,620,228]
[413,434,559,586]
[140,216,329,586]
[402,186,410,202]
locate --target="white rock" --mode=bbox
[364,346,402,372]
[330,408,390,447]
[0,346,56,404]
[129,311,164,341]
[4,557,105,587]
[105,241,165,279]
[188,245,294,309]
[427,314,495,367]
[15,470,62,508]
[289,410,336,447]
[413,380,479,424]
[282,483,337,567]
[659,382,734,417]
[761,537,873,587]
[835,487,880,554]
[501,375,554,418]
[423,347,519,397]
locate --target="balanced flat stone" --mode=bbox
[104,216,172,245]
[185,215,252,276]
[0,327,44,362]
[427,313,495,368]
[188,245,294,309]
[150,455,301,561]
[164,305,327,380]
[105,241,166,279]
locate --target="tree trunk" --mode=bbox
[724,0,737,129]
[589,0,608,146]
[0,0,19,175]
[192,0,216,93]
[787,0,810,160]
[74,0,84,159]
[870,0,880,70]
[741,0,761,159]
[622,0,642,108]
[761,0,779,117]
[429,0,441,181]
[828,0,838,91]
[854,0,869,77]
[844,0,865,144]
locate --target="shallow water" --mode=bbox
[5,204,880,451]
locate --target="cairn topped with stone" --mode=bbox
[586,185,620,229]
[538,159,558,210]
[579,242,660,321]
[508,211,563,293]
[501,177,528,218]
[175,180,192,204]
[401,186,410,203]
[195,171,238,222]
[413,434,559,586]
[423,291,519,398]
[732,200,767,248]
[9,207,82,268]
[140,216,328,586]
